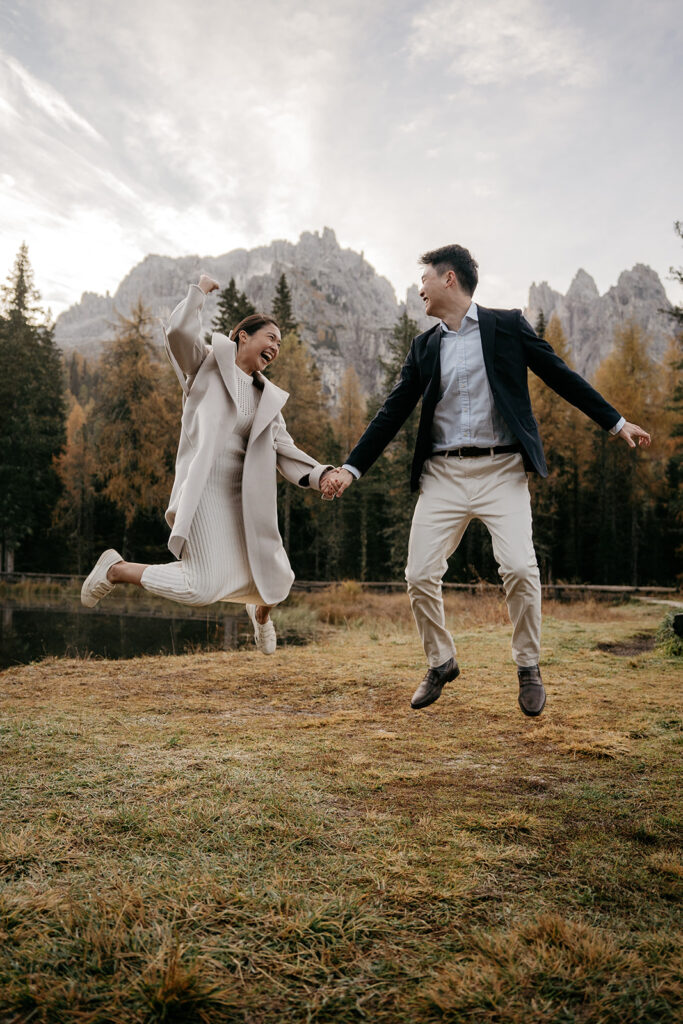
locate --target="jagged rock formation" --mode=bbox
[402,284,434,333]
[526,264,674,378]
[54,228,416,400]
[55,232,674,401]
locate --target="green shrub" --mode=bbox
[655,611,683,657]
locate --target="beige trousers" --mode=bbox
[405,452,541,668]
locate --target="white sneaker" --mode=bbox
[81,549,123,607]
[246,604,277,655]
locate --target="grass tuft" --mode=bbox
[136,945,238,1023]
[422,914,680,1023]
[0,595,680,1022]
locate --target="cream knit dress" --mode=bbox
[141,366,265,606]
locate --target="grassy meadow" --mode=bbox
[0,587,681,1023]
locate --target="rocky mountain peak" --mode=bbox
[526,263,674,379]
[566,269,599,302]
[54,229,402,400]
[614,263,668,302]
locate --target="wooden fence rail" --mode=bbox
[1,572,678,601]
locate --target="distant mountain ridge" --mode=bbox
[54,229,674,398]
[527,264,674,377]
[54,228,432,399]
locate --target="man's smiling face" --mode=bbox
[419,264,450,319]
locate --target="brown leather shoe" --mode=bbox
[411,657,460,709]
[517,665,546,717]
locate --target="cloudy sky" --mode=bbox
[0,0,681,317]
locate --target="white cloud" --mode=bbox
[0,0,680,319]
[408,0,594,86]
[3,54,103,139]
[0,1,369,312]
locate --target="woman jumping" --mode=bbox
[81,275,335,653]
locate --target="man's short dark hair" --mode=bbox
[419,244,479,295]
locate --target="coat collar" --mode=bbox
[211,331,289,442]
[249,375,289,443]
[211,330,239,404]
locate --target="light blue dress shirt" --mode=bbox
[431,303,516,450]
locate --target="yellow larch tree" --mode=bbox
[53,398,98,572]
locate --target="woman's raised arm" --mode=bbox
[197,275,219,296]
[165,275,219,376]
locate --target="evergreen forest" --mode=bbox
[1,247,681,587]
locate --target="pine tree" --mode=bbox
[211,278,255,337]
[334,367,366,452]
[534,310,547,338]
[332,367,375,578]
[271,272,297,334]
[95,301,179,555]
[590,321,664,584]
[527,315,587,581]
[376,312,420,576]
[66,351,99,406]
[0,245,65,571]
[53,399,98,572]
[665,222,683,567]
[662,332,683,578]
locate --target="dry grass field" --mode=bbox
[0,588,681,1023]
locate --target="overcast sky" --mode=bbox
[1,0,681,317]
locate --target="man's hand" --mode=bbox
[617,422,652,449]
[198,274,220,295]
[326,468,355,497]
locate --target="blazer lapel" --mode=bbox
[422,323,442,377]
[422,323,443,408]
[477,306,497,383]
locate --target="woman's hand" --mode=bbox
[198,274,220,295]
[325,468,354,496]
[319,468,336,500]
[319,467,354,499]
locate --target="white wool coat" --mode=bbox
[162,285,332,606]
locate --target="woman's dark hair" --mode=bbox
[231,313,279,345]
[419,244,479,295]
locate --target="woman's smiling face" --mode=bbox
[236,323,282,374]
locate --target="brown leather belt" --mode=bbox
[432,444,521,458]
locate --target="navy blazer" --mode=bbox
[346,306,621,490]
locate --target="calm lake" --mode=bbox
[0,601,280,670]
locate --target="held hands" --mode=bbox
[319,467,355,500]
[198,274,220,295]
[617,422,652,449]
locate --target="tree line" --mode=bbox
[1,238,681,586]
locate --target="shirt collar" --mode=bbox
[440,302,478,333]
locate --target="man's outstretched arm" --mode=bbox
[519,313,652,448]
